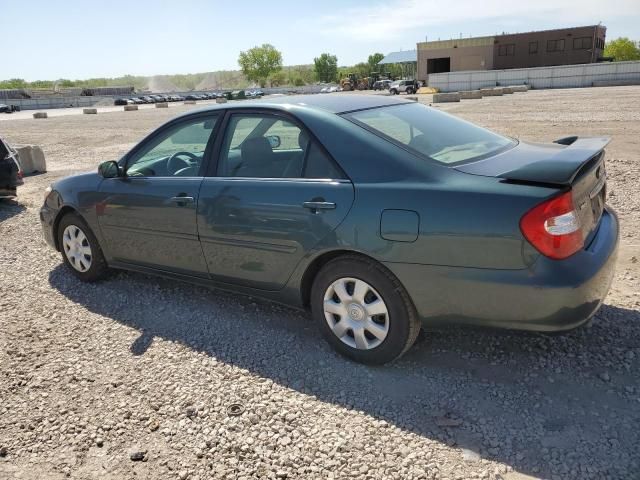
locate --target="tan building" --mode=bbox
[416,26,607,82]
[417,36,495,79]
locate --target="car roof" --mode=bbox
[199,94,411,115]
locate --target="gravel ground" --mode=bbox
[1,86,639,480]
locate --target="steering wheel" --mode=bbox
[167,151,199,175]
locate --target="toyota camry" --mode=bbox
[40,95,618,364]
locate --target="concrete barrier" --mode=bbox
[155,102,168,108]
[184,100,196,105]
[15,145,46,174]
[509,85,529,92]
[432,92,461,103]
[32,112,48,119]
[215,97,227,104]
[460,90,483,99]
[501,87,514,94]
[480,88,503,96]
[83,108,97,114]
[124,105,138,111]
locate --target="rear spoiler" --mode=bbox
[498,137,611,186]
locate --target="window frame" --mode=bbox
[206,108,349,181]
[120,112,221,178]
[546,39,566,53]
[498,44,515,56]
[573,37,592,50]
[529,41,538,54]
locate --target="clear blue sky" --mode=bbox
[2,0,639,80]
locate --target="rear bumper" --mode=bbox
[39,204,58,249]
[385,207,619,332]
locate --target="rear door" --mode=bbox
[197,110,354,290]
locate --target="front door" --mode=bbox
[97,114,220,277]
[197,112,354,290]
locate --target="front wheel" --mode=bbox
[311,255,420,364]
[57,212,109,282]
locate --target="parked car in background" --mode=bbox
[373,80,392,91]
[185,95,198,101]
[114,98,128,106]
[320,86,329,93]
[39,95,618,364]
[0,136,23,198]
[142,96,156,103]
[327,86,340,93]
[0,103,20,113]
[389,80,416,95]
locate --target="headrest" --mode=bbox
[240,136,273,166]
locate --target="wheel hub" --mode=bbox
[347,303,365,321]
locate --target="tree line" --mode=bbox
[3,38,638,91]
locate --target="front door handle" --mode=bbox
[303,200,336,213]
[168,195,195,206]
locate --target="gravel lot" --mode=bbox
[1,87,639,480]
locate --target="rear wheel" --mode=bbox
[57,212,109,282]
[406,87,414,95]
[311,255,420,364]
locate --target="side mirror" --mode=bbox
[98,160,122,178]
[265,135,281,149]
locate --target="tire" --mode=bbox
[406,88,414,95]
[310,255,420,364]
[57,212,109,282]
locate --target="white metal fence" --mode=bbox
[427,61,640,92]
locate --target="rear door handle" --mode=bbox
[303,201,336,213]
[168,196,195,205]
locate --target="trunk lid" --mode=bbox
[454,136,609,245]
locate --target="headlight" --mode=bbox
[44,185,52,202]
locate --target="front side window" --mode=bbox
[345,103,515,165]
[218,113,344,179]
[126,115,218,177]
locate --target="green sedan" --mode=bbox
[40,95,618,364]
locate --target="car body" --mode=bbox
[373,80,392,91]
[142,96,156,103]
[40,95,618,364]
[389,80,416,95]
[129,97,144,104]
[327,86,339,93]
[114,98,128,106]
[0,103,20,114]
[0,136,23,198]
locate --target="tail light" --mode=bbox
[520,190,583,260]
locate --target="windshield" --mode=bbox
[345,103,515,165]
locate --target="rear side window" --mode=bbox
[345,103,515,165]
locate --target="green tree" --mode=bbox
[367,53,385,73]
[604,37,640,61]
[238,44,283,88]
[268,70,287,87]
[313,53,338,83]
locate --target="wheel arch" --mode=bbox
[52,206,79,251]
[299,249,404,309]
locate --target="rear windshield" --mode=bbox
[345,103,515,165]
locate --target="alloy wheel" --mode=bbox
[323,277,389,350]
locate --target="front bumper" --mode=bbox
[385,207,619,332]
[39,204,58,249]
